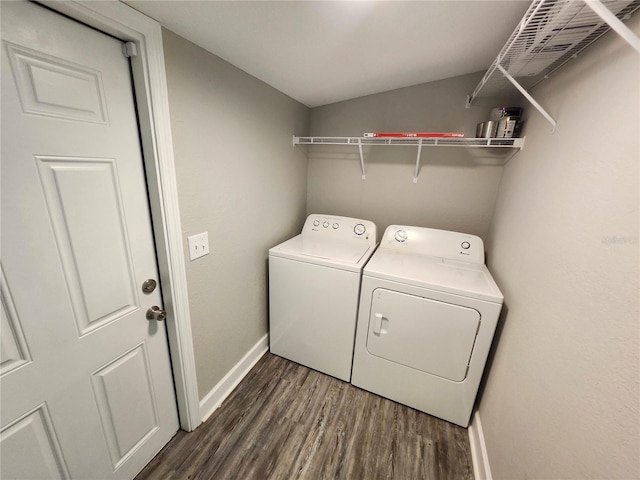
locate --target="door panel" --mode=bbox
[91,344,159,469]
[7,42,108,123]
[0,405,70,480]
[36,156,138,334]
[1,1,178,478]
[0,267,31,376]
[366,288,480,382]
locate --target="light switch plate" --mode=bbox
[188,232,210,261]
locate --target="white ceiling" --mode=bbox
[123,0,531,107]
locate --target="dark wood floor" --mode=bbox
[136,353,474,480]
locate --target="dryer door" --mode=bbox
[366,288,480,382]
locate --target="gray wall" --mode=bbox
[481,16,639,479]
[307,73,522,239]
[162,29,309,399]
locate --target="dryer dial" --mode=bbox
[354,223,366,236]
[394,229,408,243]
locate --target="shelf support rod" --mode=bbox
[412,139,423,183]
[497,64,557,131]
[584,0,640,53]
[357,139,366,180]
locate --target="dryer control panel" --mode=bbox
[302,214,377,244]
[381,225,485,264]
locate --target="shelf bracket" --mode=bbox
[503,135,525,163]
[497,64,557,131]
[357,139,366,180]
[585,0,640,53]
[412,140,424,183]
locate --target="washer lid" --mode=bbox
[364,250,503,303]
[269,235,375,271]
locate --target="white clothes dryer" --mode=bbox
[351,225,503,427]
[269,214,377,381]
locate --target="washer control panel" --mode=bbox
[382,225,485,263]
[303,214,377,244]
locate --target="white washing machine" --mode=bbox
[269,214,377,381]
[351,225,503,427]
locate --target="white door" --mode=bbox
[1,2,179,479]
[366,288,480,382]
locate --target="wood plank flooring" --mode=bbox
[136,353,474,480]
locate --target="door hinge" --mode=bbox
[122,42,138,58]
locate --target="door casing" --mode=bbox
[38,0,201,432]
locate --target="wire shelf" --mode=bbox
[293,136,525,182]
[294,136,525,148]
[469,0,640,101]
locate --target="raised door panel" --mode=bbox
[0,267,31,376]
[35,156,138,335]
[366,288,480,382]
[0,405,70,479]
[6,43,107,123]
[91,344,159,470]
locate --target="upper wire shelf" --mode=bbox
[467,0,640,128]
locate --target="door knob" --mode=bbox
[146,306,166,321]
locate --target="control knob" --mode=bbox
[323,221,329,228]
[354,223,366,236]
[394,229,408,243]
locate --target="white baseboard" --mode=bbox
[199,334,269,422]
[468,409,493,480]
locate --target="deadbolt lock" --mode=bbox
[146,306,166,321]
[142,279,157,294]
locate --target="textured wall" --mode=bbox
[481,16,640,479]
[162,29,309,399]
[307,73,522,239]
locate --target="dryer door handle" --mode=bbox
[373,313,389,335]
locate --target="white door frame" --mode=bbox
[38,0,201,432]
